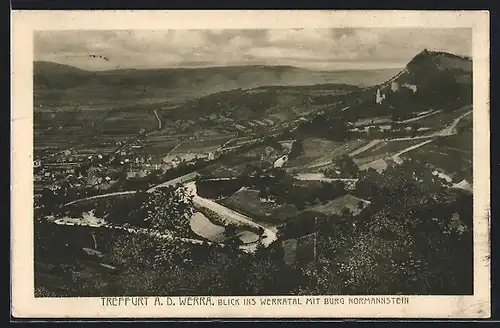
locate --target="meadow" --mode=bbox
[401,131,472,181]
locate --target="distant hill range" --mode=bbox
[33,61,400,107]
[165,50,473,128]
[34,50,473,141]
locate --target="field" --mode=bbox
[219,188,299,225]
[415,105,472,128]
[308,194,370,216]
[199,138,285,177]
[34,104,236,160]
[189,212,227,242]
[34,106,160,156]
[433,129,472,152]
[353,138,428,159]
[175,136,234,153]
[285,138,368,170]
[98,111,158,136]
[141,136,179,154]
[201,158,262,178]
[401,131,472,181]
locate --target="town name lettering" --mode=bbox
[101,297,149,307]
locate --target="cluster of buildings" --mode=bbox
[375,81,419,105]
[35,156,122,193]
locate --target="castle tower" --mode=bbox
[375,88,385,104]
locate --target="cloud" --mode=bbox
[34,28,471,71]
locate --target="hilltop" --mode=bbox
[316,50,473,122]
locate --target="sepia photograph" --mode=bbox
[11,10,490,318]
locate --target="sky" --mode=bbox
[34,28,472,71]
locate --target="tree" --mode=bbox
[224,223,238,237]
[341,207,353,218]
[142,186,194,234]
[337,154,359,178]
[299,159,474,295]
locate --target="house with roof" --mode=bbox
[273,154,289,168]
[403,83,418,93]
[162,155,183,169]
[87,176,103,186]
[126,169,150,180]
[391,81,400,92]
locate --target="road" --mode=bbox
[153,109,162,130]
[51,214,265,253]
[398,110,443,123]
[164,140,185,157]
[391,138,436,164]
[63,190,137,207]
[295,173,358,183]
[390,108,472,164]
[51,216,222,247]
[437,109,472,136]
[307,107,472,170]
[349,139,383,157]
[184,181,278,248]
[62,171,201,206]
[147,171,201,192]
[58,170,274,252]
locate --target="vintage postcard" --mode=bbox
[11,10,490,318]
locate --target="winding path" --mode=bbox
[147,172,200,192]
[307,107,472,170]
[391,108,472,165]
[391,139,436,164]
[294,173,358,183]
[153,109,162,130]
[184,181,277,248]
[398,110,443,123]
[50,216,226,248]
[51,210,266,253]
[437,108,472,136]
[63,191,137,207]
[57,172,273,252]
[348,139,383,157]
[62,172,201,207]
